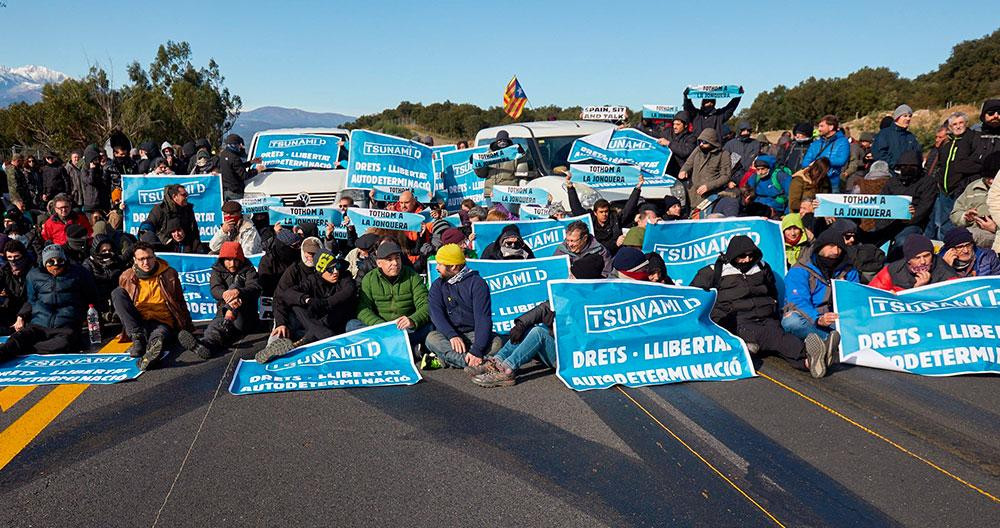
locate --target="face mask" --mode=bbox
[732,258,756,273]
[197,158,207,167]
[816,253,844,274]
[699,144,713,152]
[784,230,802,245]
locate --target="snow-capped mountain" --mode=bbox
[0,65,70,107]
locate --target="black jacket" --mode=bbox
[218,147,257,198]
[40,160,71,200]
[82,236,127,301]
[690,236,779,330]
[0,263,30,325]
[81,164,111,212]
[258,236,300,296]
[289,272,357,334]
[481,224,535,260]
[145,195,204,252]
[683,93,742,138]
[273,261,312,326]
[210,258,262,317]
[513,300,555,335]
[870,172,937,242]
[664,128,696,176]
[932,129,982,197]
[568,184,640,256]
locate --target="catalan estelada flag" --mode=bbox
[503,76,528,120]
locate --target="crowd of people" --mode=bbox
[0,94,998,386]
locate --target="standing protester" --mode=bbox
[926,112,982,239]
[209,201,262,255]
[474,130,525,197]
[136,141,158,174]
[5,154,32,209]
[724,121,761,176]
[872,104,922,167]
[40,152,71,204]
[553,220,613,277]
[660,111,696,177]
[679,128,730,211]
[682,86,743,137]
[975,99,1000,161]
[801,115,850,192]
[218,134,263,200]
[41,194,92,245]
[566,172,642,256]
[81,148,111,213]
[195,241,262,359]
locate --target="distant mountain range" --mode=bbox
[0,65,70,106]
[229,106,355,140]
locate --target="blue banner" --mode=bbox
[160,252,264,322]
[123,175,223,242]
[237,196,283,214]
[267,206,344,231]
[472,214,594,258]
[0,354,143,386]
[815,193,912,220]
[347,207,425,232]
[687,84,741,99]
[346,130,435,201]
[251,133,341,170]
[833,277,1000,376]
[440,146,488,209]
[567,128,673,178]
[228,322,422,395]
[641,104,679,120]
[641,218,786,292]
[428,256,570,334]
[548,280,755,391]
[470,145,522,169]
[519,204,555,220]
[491,185,549,206]
[570,164,641,189]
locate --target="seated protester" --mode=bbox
[746,155,791,217]
[690,235,828,378]
[782,213,811,268]
[4,207,42,256]
[612,247,652,281]
[324,215,358,260]
[826,219,885,283]
[142,184,204,253]
[566,171,642,256]
[662,196,683,221]
[41,194,93,245]
[788,158,831,213]
[0,246,97,359]
[257,228,301,297]
[480,224,535,260]
[346,232,379,281]
[621,204,660,248]
[425,244,501,370]
[0,240,32,334]
[268,236,322,342]
[440,227,477,258]
[83,234,127,322]
[61,223,90,264]
[209,201,262,256]
[112,242,198,370]
[940,227,1000,278]
[869,234,957,292]
[782,229,858,358]
[470,254,606,387]
[160,218,205,254]
[948,160,997,249]
[554,220,613,277]
[853,161,892,232]
[869,151,936,250]
[194,241,262,359]
[643,252,674,284]
[347,241,431,355]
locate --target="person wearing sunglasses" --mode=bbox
[191,241,262,360]
[975,99,1000,162]
[0,245,97,361]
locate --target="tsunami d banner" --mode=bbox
[472,214,594,258]
[833,277,1000,376]
[346,130,435,201]
[229,322,422,395]
[687,84,741,99]
[428,256,570,334]
[491,185,549,206]
[122,175,223,242]
[160,252,264,322]
[580,105,628,121]
[268,205,344,230]
[470,145,523,170]
[251,132,341,170]
[642,104,679,120]
[567,128,673,179]
[347,207,425,232]
[815,193,912,220]
[641,217,786,289]
[0,353,143,386]
[440,146,488,209]
[237,196,283,214]
[549,280,755,391]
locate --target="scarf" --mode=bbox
[447,265,472,285]
[134,260,159,279]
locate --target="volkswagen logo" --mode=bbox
[296,192,311,205]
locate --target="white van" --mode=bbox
[242,128,352,206]
[474,120,685,210]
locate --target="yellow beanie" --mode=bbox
[436,244,466,266]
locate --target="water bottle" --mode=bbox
[87,304,101,347]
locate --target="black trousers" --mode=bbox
[737,317,806,370]
[202,305,254,349]
[2,325,77,359]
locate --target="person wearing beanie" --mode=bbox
[612,247,651,281]
[795,219,887,284]
[60,223,90,264]
[871,104,921,167]
[662,196,683,221]
[661,110,697,175]
[869,234,957,292]
[424,244,500,370]
[257,228,302,296]
[0,244,98,360]
[869,150,937,250]
[474,130,526,196]
[622,204,660,248]
[219,132,263,200]
[209,200,262,256]
[682,85,744,138]
[950,151,998,249]
[940,227,1000,278]
[41,193,92,246]
[566,170,642,256]
[747,154,792,217]
[192,241,262,360]
[691,235,828,378]
[144,183,204,253]
[161,217,205,254]
[801,115,851,192]
[481,224,535,260]
[554,220,613,277]
[112,241,198,370]
[777,122,815,172]
[724,121,761,176]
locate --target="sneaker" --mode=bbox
[137,336,163,371]
[804,334,827,379]
[177,330,199,354]
[472,365,516,388]
[825,330,840,367]
[125,333,147,358]
[256,338,294,364]
[420,353,443,370]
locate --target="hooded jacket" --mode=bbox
[24,263,97,330]
[0,256,32,323]
[80,148,111,211]
[872,124,922,167]
[258,233,300,296]
[289,266,357,334]
[680,128,731,207]
[481,224,536,260]
[682,92,742,138]
[144,188,204,252]
[218,144,258,198]
[869,256,957,292]
[750,156,792,214]
[83,235,126,298]
[689,235,779,329]
[801,130,851,187]
[781,213,810,266]
[932,129,982,198]
[209,243,262,315]
[429,267,494,358]
[553,232,613,277]
[784,232,860,324]
[568,184,641,256]
[872,151,936,237]
[473,137,524,194]
[723,135,761,175]
[664,126,696,175]
[209,214,262,256]
[976,99,1000,161]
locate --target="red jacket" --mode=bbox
[41,213,93,245]
[868,259,958,292]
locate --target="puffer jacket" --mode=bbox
[23,264,97,329]
[872,124,922,167]
[784,255,860,324]
[209,255,262,317]
[801,130,851,188]
[932,130,982,198]
[869,257,957,292]
[357,266,430,328]
[689,235,779,329]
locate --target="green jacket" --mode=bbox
[358,266,430,328]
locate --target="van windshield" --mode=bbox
[476,135,585,175]
[251,133,348,171]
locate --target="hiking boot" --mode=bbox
[256,338,294,364]
[177,330,199,354]
[192,343,213,360]
[463,357,494,376]
[137,336,163,371]
[472,364,516,388]
[804,334,827,379]
[825,330,840,367]
[126,333,147,358]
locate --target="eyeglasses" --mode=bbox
[45,258,66,267]
[843,233,856,240]
[986,111,1000,117]
[135,256,156,262]
[54,205,71,211]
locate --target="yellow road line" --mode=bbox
[0,386,36,412]
[758,372,1000,504]
[616,386,787,528]
[0,341,129,471]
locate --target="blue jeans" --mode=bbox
[924,194,955,240]
[424,330,502,368]
[781,312,830,341]
[346,318,430,359]
[494,325,556,371]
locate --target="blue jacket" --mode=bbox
[784,256,859,324]
[801,130,851,187]
[871,124,922,167]
[428,268,494,357]
[749,167,792,214]
[970,247,1000,277]
[24,263,97,329]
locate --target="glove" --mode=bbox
[683,87,690,96]
[509,321,527,345]
[739,85,745,94]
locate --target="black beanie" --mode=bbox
[793,122,813,137]
[941,227,974,253]
[673,111,690,124]
[902,234,934,261]
[662,196,681,213]
[571,253,605,279]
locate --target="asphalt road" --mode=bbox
[1,330,998,527]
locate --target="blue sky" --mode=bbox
[2,1,997,117]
